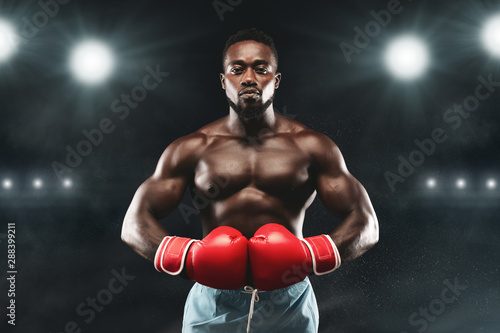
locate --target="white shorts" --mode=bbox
[182,277,319,333]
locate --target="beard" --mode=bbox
[227,94,274,120]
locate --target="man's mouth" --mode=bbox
[239,88,261,96]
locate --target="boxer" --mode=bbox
[122,28,378,332]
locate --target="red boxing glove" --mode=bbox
[249,223,341,291]
[154,226,248,290]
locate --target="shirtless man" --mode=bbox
[121,28,378,333]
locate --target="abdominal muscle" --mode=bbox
[198,187,310,240]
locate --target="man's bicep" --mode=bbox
[316,171,363,218]
[130,138,194,219]
[133,175,187,219]
[313,137,365,217]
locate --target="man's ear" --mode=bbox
[220,73,225,89]
[274,72,282,89]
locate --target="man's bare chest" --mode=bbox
[193,139,313,199]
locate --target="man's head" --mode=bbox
[222,28,278,70]
[220,29,281,120]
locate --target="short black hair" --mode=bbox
[222,28,278,70]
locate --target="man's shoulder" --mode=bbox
[279,116,343,168]
[163,117,227,158]
[157,130,210,172]
[279,116,336,150]
[168,131,208,153]
[195,116,228,137]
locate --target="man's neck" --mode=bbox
[227,107,277,138]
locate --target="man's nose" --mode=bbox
[241,69,257,86]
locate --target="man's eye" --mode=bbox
[256,68,268,74]
[231,68,243,74]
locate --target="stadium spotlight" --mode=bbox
[384,35,429,80]
[486,178,497,190]
[2,178,13,190]
[33,178,43,189]
[62,178,73,189]
[456,178,466,189]
[482,14,500,57]
[70,39,114,84]
[0,19,18,62]
[426,178,436,189]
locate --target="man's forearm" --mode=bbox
[329,210,378,263]
[121,210,169,262]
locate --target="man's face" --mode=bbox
[221,40,281,119]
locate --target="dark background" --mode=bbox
[1,0,499,332]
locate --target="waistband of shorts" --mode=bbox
[194,277,311,297]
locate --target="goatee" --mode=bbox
[228,96,274,120]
